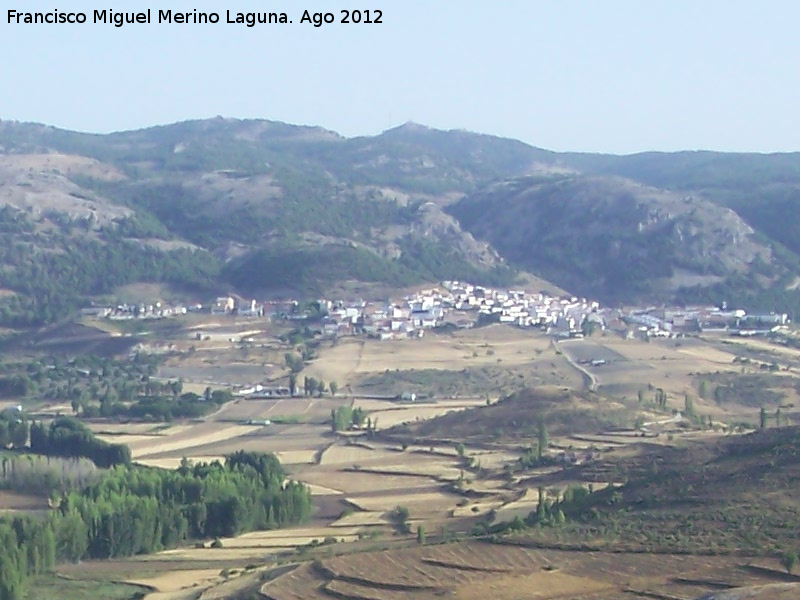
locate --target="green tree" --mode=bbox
[0,420,9,447]
[536,487,548,521]
[316,380,326,398]
[329,381,338,396]
[331,405,353,432]
[0,525,26,600]
[210,389,233,405]
[8,417,28,449]
[284,353,303,374]
[351,407,366,428]
[537,421,549,460]
[304,376,317,397]
[391,506,411,534]
[684,394,696,419]
[698,380,709,399]
[416,524,426,545]
[780,549,798,574]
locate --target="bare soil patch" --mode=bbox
[0,490,49,512]
[127,568,221,593]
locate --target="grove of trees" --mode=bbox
[29,418,131,468]
[330,405,366,432]
[0,355,235,423]
[0,450,311,599]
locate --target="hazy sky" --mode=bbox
[2,1,799,153]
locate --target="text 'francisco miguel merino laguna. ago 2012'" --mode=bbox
[7,8,384,27]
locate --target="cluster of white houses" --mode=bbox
[311,281,603,341]
[82,285,790,341]
[440,281,601,330]
[81,297,262,320]
[83,283,604,339]
[81,301,200,320]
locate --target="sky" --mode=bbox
[1,0,800,154]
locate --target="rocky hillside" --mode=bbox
[449,174,786,304]
[550,426,800,555]
[0,117,799,326]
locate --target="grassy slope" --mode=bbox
[528,426,800,555]
[387,387,633,442]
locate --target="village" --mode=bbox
[82,281,602,338]
[82,280,791,343]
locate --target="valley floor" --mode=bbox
[16,326,800,600]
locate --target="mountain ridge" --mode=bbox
[0,117,799,326]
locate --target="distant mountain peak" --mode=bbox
[382,121,435,136]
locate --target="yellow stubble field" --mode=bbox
[304,325,555,385]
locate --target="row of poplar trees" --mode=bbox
[0,450,312,600]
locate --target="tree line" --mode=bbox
[83,389,234,422]
[29,418,132,468]
[0,450,311,600]
[0,454,100,496]
[0,354,160,408]
[0,354,237,423]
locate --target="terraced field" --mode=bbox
[259,542,800,600]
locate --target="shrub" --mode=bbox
[780,549,798,574]
[390,505,411,534]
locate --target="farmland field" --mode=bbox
[258,542,800,600]
[302,326,583,396]
[16,318,800,600]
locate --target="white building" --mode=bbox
[211,297,235,314]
